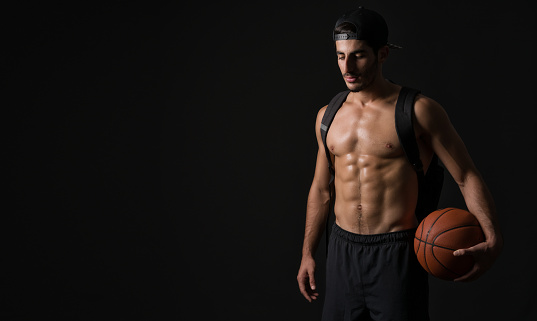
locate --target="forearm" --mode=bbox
[459,171,503,249]
[301,186,331,258]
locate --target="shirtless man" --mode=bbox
[297,7,502,320]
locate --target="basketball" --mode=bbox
[414,208,485,280]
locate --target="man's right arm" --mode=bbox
[297,106,332,302]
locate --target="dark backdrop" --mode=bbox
[6,1,537,320]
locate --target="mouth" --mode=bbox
[344,75,359,83]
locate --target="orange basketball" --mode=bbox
[414,208,485,280]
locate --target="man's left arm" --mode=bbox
[414,96,503,282]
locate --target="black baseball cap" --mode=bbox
[333,6,402,49]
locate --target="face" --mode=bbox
[335,40,383,92]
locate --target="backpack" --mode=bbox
[319,87,444,230]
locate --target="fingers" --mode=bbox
[297,276,311,302]
[298,278,319,302]
[298,257,319,302]
[453,243,485,282]
[454,265,482,282]
[452,241,500,282]
[297,270,319,302]
[453,243,481,257]
[309,274,319,301]
[309,273,316,291]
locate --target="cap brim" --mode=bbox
[387,43,402,49]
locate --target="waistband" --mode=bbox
[331,223,416,245]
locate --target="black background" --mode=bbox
[5,0,537,320]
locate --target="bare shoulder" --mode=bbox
[316,105,328,126]
[317,105,328,118]
[414,94,451,133]
[314,105,329,139]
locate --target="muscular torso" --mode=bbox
[326,90,433,234]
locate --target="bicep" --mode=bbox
[416,99,478,185]
[312,146,332,189]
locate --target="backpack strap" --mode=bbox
[320,90,350,254]
[320,90,350,184]
[394,87,434,221]
[394,87,423,175]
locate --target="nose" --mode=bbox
[342,56,356,75]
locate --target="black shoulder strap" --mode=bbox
[320,90,350,184]
[395,87,423,175]
[320,90,349,255]
[395,87,437,222]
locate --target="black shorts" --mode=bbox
[322,224,429,321]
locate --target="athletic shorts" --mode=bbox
[322,224,429,321]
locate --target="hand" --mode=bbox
[453,239,501,282]
[297,256,319,302]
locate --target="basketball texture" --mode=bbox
[414,208,485,280]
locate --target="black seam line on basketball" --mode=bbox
[424,208,455,275]
[414,237,457,251]
[415,224,481,251]
[418,224,481,279]
[432,224,482,247]
[415,224,424,271]
[432,245,462,278]
[416,217,424,254]
[431,224,482,278]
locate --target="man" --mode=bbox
[297,6,503,321]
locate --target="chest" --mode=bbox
[326,103,404,158]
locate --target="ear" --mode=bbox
[378,45,389,63]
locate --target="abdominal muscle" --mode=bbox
[333,153,420,234]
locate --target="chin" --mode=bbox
[347,82,365,92]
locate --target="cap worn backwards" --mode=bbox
[333,6,402,49]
